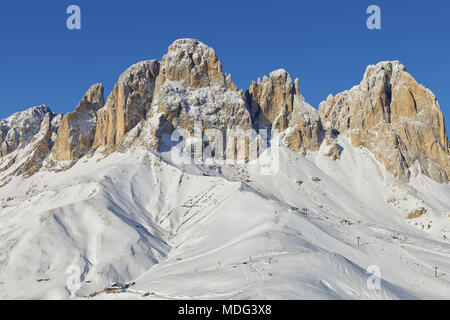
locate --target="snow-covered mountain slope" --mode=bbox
[0,139,448,299]
[0,39,449,300]
[0,105,53,154]
[0,105,62,183]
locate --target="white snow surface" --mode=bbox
[0,138,449,300]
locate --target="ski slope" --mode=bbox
[0,138,449,299]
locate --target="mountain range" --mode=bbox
[0,39,449,299]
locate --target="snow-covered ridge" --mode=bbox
[0,105,54,154]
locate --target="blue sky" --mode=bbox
[0,0,449,134]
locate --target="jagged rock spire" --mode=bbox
[246,69,300,130]
[53,84,105,162]
[246,69,323,154]
[92,60,160,154]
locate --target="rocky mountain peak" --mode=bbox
[125,39,252,157]
[92,60,160,154]
[0,105,61,182]
[52,84,105,163]
[246,68,301,129]
[156,38,232,90]
[246,69,323,154]
[0,105,54,157]
[74,83,104,113]
[362,60,406,81]
[319,60,449,183]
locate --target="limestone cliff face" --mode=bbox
[283,95,323,153]
[319,61,450,183]
[53,84,104,161]
[92,60,160,154]
[141,39,252,154]
[246,69,300,130]
[246,69,323,154]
